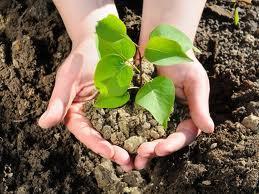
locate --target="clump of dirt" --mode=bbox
[84,97,188,154]
[83,61,164,154]
[84,100,166,154]
[83,59,188,154]
[94,159,144,193]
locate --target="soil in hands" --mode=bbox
[83,60,188,154]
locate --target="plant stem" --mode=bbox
[128,86,139,90]
[127,60,150,83]
[125,45,150,84]
[135,46,144,85]
[127,61,141,73]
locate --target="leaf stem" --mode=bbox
[128,86,139,90]
[127,61,140,73]
[136,47,143,85]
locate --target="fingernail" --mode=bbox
[121,163,133,172]
[38,110,49,127]
[41,110,49,120]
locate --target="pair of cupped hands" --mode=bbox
[38,35,214,171]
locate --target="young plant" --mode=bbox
[94,15,196,128]
[232,0,240,26]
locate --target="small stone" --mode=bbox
[207,5,232,19]
[240,160,246,166]
[247,101,259,116]
[0,15,5,32]
[156,126,166,136]
[124,136,146,154]
[54,133,60,141]
[240,134,246,140]
[210,143,218,149]
[102,125,112,140]
[202,180,211,186]
[239,0,251,3]
[97,109,105,116]
[12,36,36,69]
[118,120,129,133]
[17,99,30,115]
[6,172,13,178]
[128,116,140,128]
[92,117,104,131]
[142,122,151,130]
[247,21,258,33]
[149,119,158,126]
[239,140,245,145]
[123,187,141,194]
[242,114,259,131]
[94,160,119,189]
[243,34,255,44]
[150,130,160,139]
[122,171,144,187]
[111,132,126,145]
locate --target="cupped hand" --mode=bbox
[38,39,133,171]
[134,53,215,170]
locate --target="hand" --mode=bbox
[134,53,214,170]
[38,39,133,171]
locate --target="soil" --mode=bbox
[0,0,258,194]
[83,60,188,154]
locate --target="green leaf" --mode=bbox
[96,14,127,42]
[234,7,239,26]
[95,92,130,108]
[144,36,193,66]
[135,76,175,128]
[98,37,136,60]
[94,55,133,96]
[150,24,193,52]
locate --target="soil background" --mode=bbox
[0,0,258,193]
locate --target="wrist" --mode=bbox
[139,0,206,54]
[72,4,118,46]
[53,0,118,47]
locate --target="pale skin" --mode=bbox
[39,0,214,171]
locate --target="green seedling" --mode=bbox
[232,0,240,26]
[94,15,196,128]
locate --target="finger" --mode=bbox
[137,139,163,158]
[65,106,114,159]
[120,158,134,172]
[184,69,214,133]
[65,104,131,166]
[155,119,201,156]
[39,57,78,128]
[134,155,151,170]
[112,145,131,166]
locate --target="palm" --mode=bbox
[134,58,214,170]
[39,41,133,170]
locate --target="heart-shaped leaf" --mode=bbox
[94,55,133,97]
[135,76,175,128]
[150,24,193,52]
[144,36,192,66]
[94,92,130,108]
[98,37,136,60]
[96,14,127,42]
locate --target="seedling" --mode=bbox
[94,15,196,128]
[232,0,240,26]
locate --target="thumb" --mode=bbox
[184,69,214,133]
[39,65,77,129]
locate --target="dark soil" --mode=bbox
[0,0,258,193]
